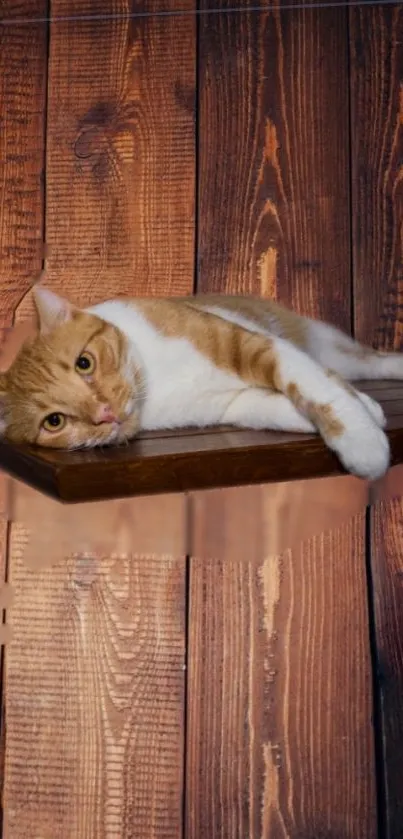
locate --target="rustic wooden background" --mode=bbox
[0,1,402,838]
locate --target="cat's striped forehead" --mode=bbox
[8,311,119,384]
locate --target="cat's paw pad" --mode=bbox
[356,392,387,428]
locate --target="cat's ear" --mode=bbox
[32,288,75,335]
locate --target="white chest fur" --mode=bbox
[87,300,245,430]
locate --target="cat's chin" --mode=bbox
[67,431,137,451]
[104,426,138,447]
[63,414,141,451]
[98,415,141,449]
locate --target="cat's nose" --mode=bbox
[94,404,119,424]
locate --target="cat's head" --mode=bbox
[0,289,143,449]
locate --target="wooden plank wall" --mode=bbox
[350,7,403,839]
[188,4,377,838]
[1,2,195,838]
[196,2,352,329]
[187,482,376,838]
[0,2,48,828]
[0,1,402,838]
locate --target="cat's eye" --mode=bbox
[75,352,95,375]
[43,412,66,432]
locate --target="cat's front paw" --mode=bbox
[331,419,390,481]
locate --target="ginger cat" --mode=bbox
[0,287,401,481]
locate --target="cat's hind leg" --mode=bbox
[221,389,316,433]
[220,384,386,435]
[305,318,403,381]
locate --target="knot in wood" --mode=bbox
[74,125,109,160]
[74,125,113,183]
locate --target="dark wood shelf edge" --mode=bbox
[1,425,403,504]
[1,382,403,503]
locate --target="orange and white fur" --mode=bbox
[0,287,401,481]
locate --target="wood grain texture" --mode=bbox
[0,0,47,325]
[0,3,47,828]
[42,0,195,304]
[0,0,353,19]
[350,9,403,837]
[190,8,377,837]
[0,0,195,19]
[197,4,351,328]
[4,513,186,839]
[187,483,377,839]
[370,499,403,839]
[4,2,195,837]
[1,381,403,503]
[350,5,403,352]
[0,0,47,508]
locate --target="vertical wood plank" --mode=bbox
[0,2,47,324]
[44,0,195,303]
[5,499,187,839]
[189,5,377,837]
[197,3,351,328]
[350,7,403,836]
[0,2,48,828]
[0,3,47,502]
[350,5,403,352]
[187,484,376,838]
[370,499,403,839]
[3,2,196,837]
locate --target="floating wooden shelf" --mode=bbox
[0,381,403,503]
